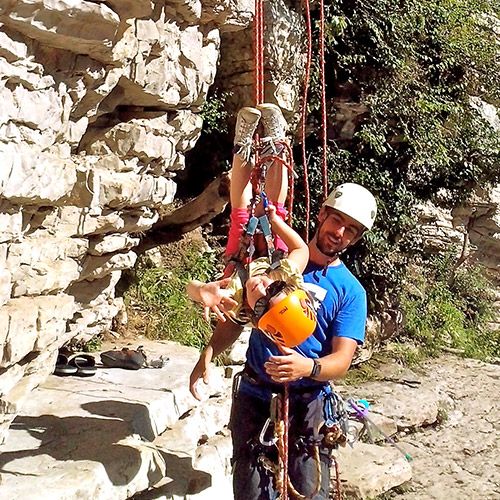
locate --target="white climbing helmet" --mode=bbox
[323,183,377,231]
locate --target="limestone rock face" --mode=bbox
[215,0,305,120]
[0,0,306,444]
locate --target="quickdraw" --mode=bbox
[348,399,413,462]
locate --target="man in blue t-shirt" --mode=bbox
[189,183,377,500]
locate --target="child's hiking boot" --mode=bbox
[257,103,287,157]
[257,103,287,143]
[233,107,261,162]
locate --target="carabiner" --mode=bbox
[259,417,277,446]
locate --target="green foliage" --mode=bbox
[82,335,103,353]
[436,405,449,424]
[400,252,499,360]
[343,361,382,385]
[200,91,232,135]
[387,341,427,367]
[123,243,219,350]
[295,0,500,314]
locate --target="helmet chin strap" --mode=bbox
[317,246,346,276]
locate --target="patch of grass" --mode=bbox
[345,359,383,385]
[436,405,449,424]
[81,335,103,353]
[400,252,499,362]
[386,341,427,367]
[123,233,221,351]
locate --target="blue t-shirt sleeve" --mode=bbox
[331,286,367,344]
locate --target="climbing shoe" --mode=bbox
[233,107,261,162]
[257,103,287,143]
[100,346,147,370]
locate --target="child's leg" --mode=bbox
[256,104,290,253]
[257,103,289,208]
[264,159,288,207]
[225,108,261,258]
[229,153,253,210]
[225,155,252,258]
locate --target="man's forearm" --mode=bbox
[309,336,358,382]
[204,320,244,360]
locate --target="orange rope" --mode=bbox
[332,455,342,500]
[248,2,338,498]
[283,384,290,500]
[254,0,264,105]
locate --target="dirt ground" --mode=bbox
[99,322,500,500]
[381,354,500,500]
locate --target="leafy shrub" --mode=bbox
[200,90,232,135]
[292,0,500,315]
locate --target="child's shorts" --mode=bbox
[225,203,288,258]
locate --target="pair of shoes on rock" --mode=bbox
[54,353,96,377]
[100,346,147,370]
[233,103,287,162]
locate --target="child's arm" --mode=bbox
[268,205,309,272]
[186,278,238,322]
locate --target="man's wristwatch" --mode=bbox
[310,358,321,379]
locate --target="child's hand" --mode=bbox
[198,278,238,322]
[267,204,278,222]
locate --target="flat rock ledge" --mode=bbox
[0,340,438,500]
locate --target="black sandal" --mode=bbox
[54,353,78,376]
[68,354,96,377]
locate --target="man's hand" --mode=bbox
[264,346,314,383]
[189,346,213,401]
[197,278,238,322]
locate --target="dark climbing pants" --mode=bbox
[230,385,332,500]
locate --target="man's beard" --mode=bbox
[315,220,344,257]
[316,236,341,257]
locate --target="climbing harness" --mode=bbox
[257,388,322,500]
[253,385,348,500]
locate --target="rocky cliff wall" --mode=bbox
[417,186,500,329]
[0,0,306,442]
[1,0,499,447]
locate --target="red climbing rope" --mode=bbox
[249,1,336,495]
[332,455,342,500]
[300,0,329,237]
[281,383,290,500]
[319,0,328,201]
[300,0,312,241]
[254,0,265,105]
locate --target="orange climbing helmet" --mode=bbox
[257,289,317,347]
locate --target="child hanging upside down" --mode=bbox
[187,104,316,346]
